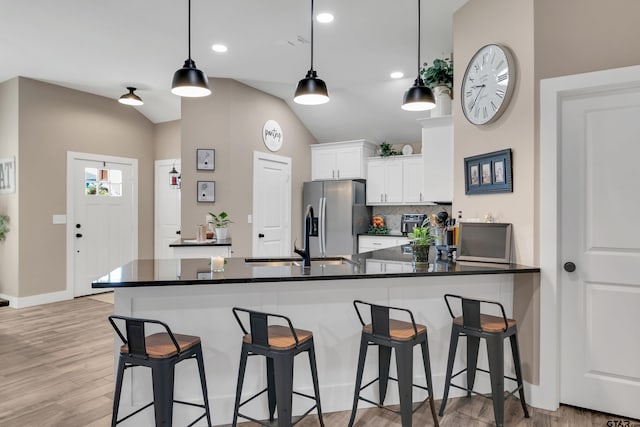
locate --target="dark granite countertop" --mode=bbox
[93,246,539,288]
[170,238,232,247]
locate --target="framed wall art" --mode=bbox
[196,149,215,171]
[197,181,215,202]
[464,149,512,195]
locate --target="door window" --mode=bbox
[84,167,122,197]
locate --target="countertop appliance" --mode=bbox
[401,213,427,235]
[303,180,371,257]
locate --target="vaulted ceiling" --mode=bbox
[0,0,466,144]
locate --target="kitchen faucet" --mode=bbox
[294,204,315,267]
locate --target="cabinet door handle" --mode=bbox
[332,170,335,179]
[420,192,423,202]
[337,170,340,179]
[385,193,388,202]
[380,194,383,202]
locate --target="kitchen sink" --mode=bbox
[244,256,356,267]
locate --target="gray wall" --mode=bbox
[181,78,316,257]
[154,119,181,160]
[4,78,155,298]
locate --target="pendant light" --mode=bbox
[171,0,211,97]
[294,0,329,105]
[169,163,180,189]
[401,0,435,111]
[118,87,143,106]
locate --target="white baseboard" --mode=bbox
[0,289,73,309]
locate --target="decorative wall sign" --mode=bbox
[0,157,16,194]
[262,120,283,152]
[197,181,215,202]
[196,149,215,170]
[464,149,512,195]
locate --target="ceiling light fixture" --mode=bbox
[390,71,404,79]
[211,44,228,53]
[401,0,435,111]
[316,12,334,23]
[294,0,329,105]
[171,0,211,97]
[118,87,144,106]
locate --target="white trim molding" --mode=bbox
[539,64,640,411]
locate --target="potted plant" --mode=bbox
[378,142,401,157]
[420,57,453,116]
[208,211,232,240]
[0,214,9,242]
[408,218,434,264]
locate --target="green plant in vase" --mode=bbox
[208,211,233,240]
[408,219,434,263]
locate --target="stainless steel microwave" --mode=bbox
[456,222,513,264]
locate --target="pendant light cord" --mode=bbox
[188,0,192,60]
[416,0,421,78]
[310,0,315,71]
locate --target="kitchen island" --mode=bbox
[94,248,539,426]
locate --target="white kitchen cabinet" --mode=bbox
[311,140,377,181]
[365,259,413,273]
[358,235,409,253]
[366,158,403,204]
[402,156,425,203]
[419,115,453,203]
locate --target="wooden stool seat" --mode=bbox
[453,314,516,332]
[242,325,313,350]
[120,332,201,358]
[363,318,427,341]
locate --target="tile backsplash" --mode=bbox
[372,205,452,233]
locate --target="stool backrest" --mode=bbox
[443,294,509,332]
[108,315,181,358]
[353,300,419,339]
[232,307,300,348]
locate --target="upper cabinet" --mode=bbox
[366,157,404,204]
[419,116,453,203]
[311,140,377,181]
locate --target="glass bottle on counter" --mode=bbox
[453,211,462,246]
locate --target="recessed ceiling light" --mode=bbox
[211,44,228,53]
[390,71,404,79]
[316,13,334,23]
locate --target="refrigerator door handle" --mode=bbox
[318,197,324,256]
[320,197,327,257]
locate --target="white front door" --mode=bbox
[252,151,291,257]
[69,153,137,296]
[560,86,640,418]
[154,159,181,259]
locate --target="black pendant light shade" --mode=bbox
[402,78,435,111]
[171,0,211,97]
[401,0,435,111]
[294,70,329,105]
[171,59,211,97]
[294,0,329,105]
[118,87,144,106]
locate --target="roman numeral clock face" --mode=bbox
[462,44,515,125]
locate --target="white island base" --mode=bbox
[108,272,532,426]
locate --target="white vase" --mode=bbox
[432,85,452,117]
[215,227,229,240]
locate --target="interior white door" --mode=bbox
[71,156,136,296]
[560,86,640,418]
[154,159,181,259]
[252,151,291,257]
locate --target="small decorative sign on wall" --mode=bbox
[464,149,513,195]
[262,120,283,152]
[0,157,16,194]
[197,181,215,202]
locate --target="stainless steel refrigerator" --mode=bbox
[302,180,371,257]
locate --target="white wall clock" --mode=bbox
[461,44,516,125]
[262,120,283,152]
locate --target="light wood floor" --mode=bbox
[0,297,636,426]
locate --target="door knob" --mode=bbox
[176,230,181,235]
[563,262,576,272]
[75,233,83,238]
[75,223,81,229]
[258,233,265,238]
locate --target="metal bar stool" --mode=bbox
[231,307,324,427]
[348,300,439,427]
[108,315,212,427]
[439,294,529,427]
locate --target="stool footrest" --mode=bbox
[451,367,520,383]
[359,375,430,395]
[447,381,525,402]
[358,396,428,416]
